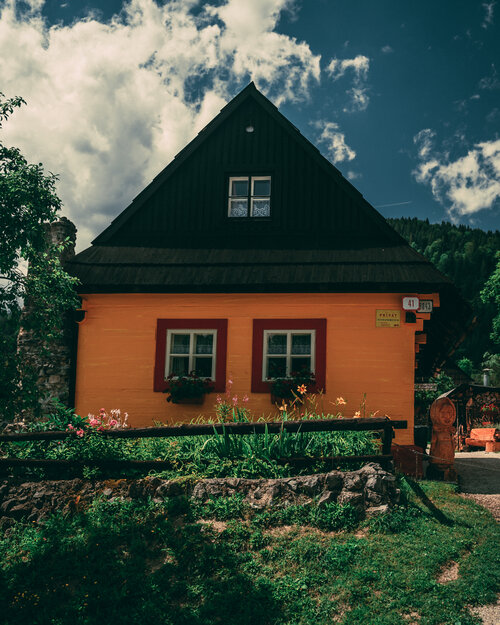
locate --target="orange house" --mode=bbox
[67,84,470,445]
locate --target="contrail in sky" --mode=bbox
[374,201,413,208]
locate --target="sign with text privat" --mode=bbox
[376,310,401,327]
[402,296,419,311]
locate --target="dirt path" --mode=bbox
[454,452,500,625]
[455,451,500,521]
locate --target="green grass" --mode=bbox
[0,424,379,479]
[1,479,499,625]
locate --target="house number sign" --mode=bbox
[402,296,420,311]
[418,300,433,313]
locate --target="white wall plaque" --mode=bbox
[418,300,433,313]
[402,296,420,311]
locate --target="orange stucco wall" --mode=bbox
[75,292,437,444]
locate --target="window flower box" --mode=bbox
[268,372,315,404]
[163,373,215,404]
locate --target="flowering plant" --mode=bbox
[163,372,215,403]
[86,408,129,430]
[65,408,129,437]
[480,402,499,414]
[268,371,315,401]
[215,378,249,422]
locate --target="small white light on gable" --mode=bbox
[402,296,420,311]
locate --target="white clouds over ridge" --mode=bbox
[313,121,355,164]
[413,129,500,218]
[326,55,370,112]
[0,0,325,249]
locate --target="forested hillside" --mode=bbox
[388,217,500,366]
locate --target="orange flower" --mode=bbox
[279,404,288,411]
[336,397,346,405]
[353,410,361,418]
[297,384,307,395]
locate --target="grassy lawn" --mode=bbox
[0,479,499,625]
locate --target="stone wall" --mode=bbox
[16,217,77,416]
[0,463,400,528]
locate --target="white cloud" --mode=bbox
[0,0,321,250]
[413,129,500,217]
[346,170,361,180]
[313,120,355,164]
[325,54,370,112]
[326,54,369,81]
[482,1,496,28]
[478,63,500,90]
[381,45,393,54]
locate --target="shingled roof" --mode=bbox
[67,83,472,374]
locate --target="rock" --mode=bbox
[156,480,185,498]
[343,473,364,492]
[365,489,383,505]
[0,499,17,514]
[0,464,399,522]
[191,482,208,501]
[299,475,322,495]
[318,490,337,506]
[365,504,390,517]
[365,475,383,492]
[325,472,343,492]
[8,503,31,520]
[337,490,364,507]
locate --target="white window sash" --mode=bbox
[262,329,316,381]
[228,175,271,217]
[165,329,217,380]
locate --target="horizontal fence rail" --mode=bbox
[0,417,407,442]
[0,417,407,474]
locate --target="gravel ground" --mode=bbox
[455,451,500,624]
[455,451,500,521]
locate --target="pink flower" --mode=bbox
[76,429,84,438]
[89,418,100,428]
[67,424,74,430]
[242,395,249,403]
[216,395,223,404]
[97,426,104,432]
[232,396,238,405]
[109,419,118,427]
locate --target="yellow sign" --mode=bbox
[376,310,400,327]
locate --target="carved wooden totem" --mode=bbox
[428,397,457,481]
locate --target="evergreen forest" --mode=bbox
[388,217,500,372]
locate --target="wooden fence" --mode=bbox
[0,417,407,473]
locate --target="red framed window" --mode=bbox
[154,319,228,392]
[251,319,327,393]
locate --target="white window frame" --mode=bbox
[228,175,271,217]
[262,329,316,381]
[165,329,217,380]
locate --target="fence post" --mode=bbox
[381,422,394,470]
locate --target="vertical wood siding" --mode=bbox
[110,98,388,247]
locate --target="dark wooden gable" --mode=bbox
[94,83,402,250]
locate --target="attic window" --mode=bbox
[228,176,271,218]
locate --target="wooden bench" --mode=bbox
[465,428,500,452]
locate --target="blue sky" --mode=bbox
[1,0,499,249]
